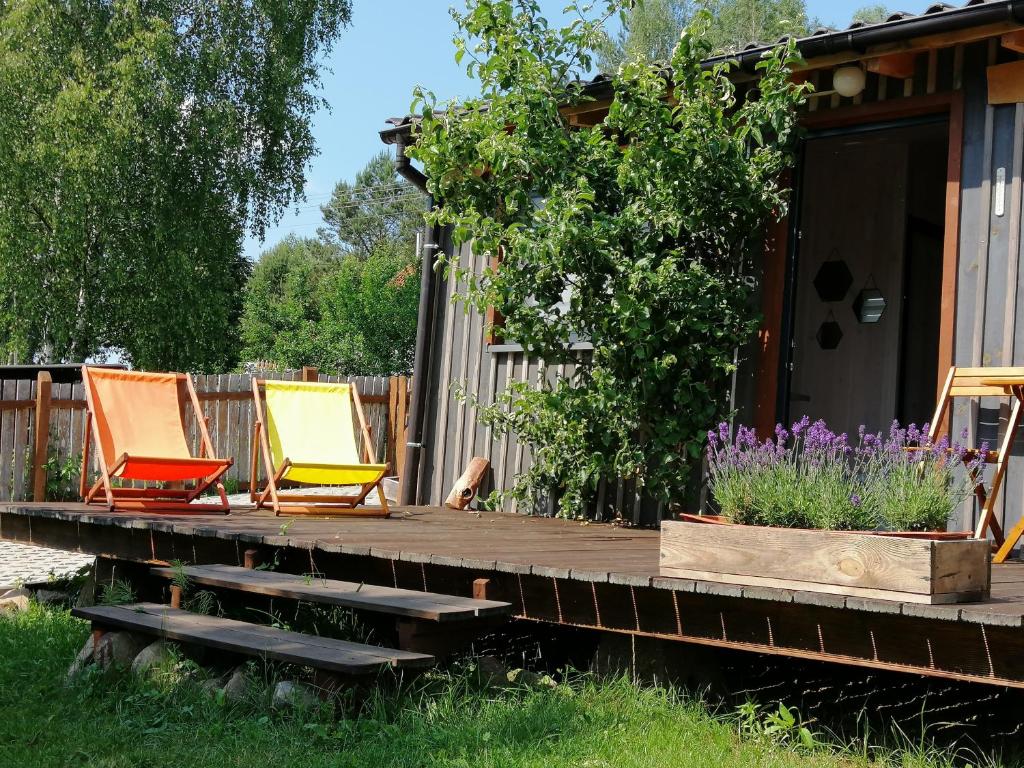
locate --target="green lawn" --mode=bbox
[0,604,998,768]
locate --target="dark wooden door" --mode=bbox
[788,134,908,436]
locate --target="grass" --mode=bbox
[0,603,1004,768]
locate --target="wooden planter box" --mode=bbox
[660,519,991,604]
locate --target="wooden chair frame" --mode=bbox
[249,379,390,517]
[924,367,1024,555]
[80,370,231,514]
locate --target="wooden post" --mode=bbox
[243,549,259,569]
[387,375,399,472]
[169,585,182,609]
[301,366,318,383]
[31,371,52,502]
[473,578,490,601]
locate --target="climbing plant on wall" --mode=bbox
[408,0,807,517]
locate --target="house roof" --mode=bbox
[381,0,1024,144]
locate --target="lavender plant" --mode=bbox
[706,418,986,532]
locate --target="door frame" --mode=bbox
[753,91,964,436]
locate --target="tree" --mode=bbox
[597,0,812,69]
[319,151,425,256]
[319,243,421,376]
[239,237,338,371]
[596,0,694,71]
[708,0,809,52]
[851,5,891,25]
[0,0,351,370]
[408,1,805,516]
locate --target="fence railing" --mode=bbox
[0,367,410,503]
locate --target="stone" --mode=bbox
[222,667,250,702]
[272,680,318,709]
[505,668,557,689]
[131,640,174,676]
[474,656,508,689]
[66,635,95,681]
[94,631,148,670]
[76,568,97,608]
[199,673,228,697]
[0,588,31,613]
[34,589,71,606]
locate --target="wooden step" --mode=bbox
[72,603,434,674]
[152,564,513,622]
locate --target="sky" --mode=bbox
[243,0,943,261]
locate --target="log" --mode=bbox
[445,457,490,510]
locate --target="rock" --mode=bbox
[272,680,318,709]
[66,635,95,681]
[131,640,174,676]
[0,588,31,613]
[199,673,228,697]
[75,567,97,608]
[94,631,148,670]
[34,589,70,606]
[222,667,250,702]
[474,656,509,689]
[506,668,539,686]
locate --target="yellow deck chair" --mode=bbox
[921,366,1024,558]
[250,379,389,517]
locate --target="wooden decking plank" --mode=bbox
[151,564,512,621]
[72,603,433,673]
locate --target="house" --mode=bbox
[381,0,1024,534]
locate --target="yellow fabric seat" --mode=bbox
[252,379,389,517]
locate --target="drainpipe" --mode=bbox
[394,136,440,506]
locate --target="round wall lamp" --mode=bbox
[833,65,866,98]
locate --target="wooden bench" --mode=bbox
[72,603,435,675]
[151,564,513,622]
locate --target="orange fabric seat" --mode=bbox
[81,367,232,513]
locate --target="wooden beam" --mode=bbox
[1001,29,1024,53]
[938,91,964,418]
[866,52,917,80]
[752,173,790,439]
[801,90,957,130]
[988,60,1024,105]
[31,372,52,502]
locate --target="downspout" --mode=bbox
[395,136,439,506]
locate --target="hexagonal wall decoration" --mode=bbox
[816,320,843,350]
[813,260,853,303]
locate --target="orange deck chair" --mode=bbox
[921,366,1024,556]
[250,379,389,517]
[80,367,233,513]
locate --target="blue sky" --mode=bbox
[244,0,940,260]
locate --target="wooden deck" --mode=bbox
[5,502,1024,688]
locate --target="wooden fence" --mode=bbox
[0,367,410,503]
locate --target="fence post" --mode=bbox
[301,366,318,382]
[388,376,399,472]
[32,371,53,502]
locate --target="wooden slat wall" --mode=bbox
[0,371,409,501]
[951,41,1024,536]
[416,41,1024,536]
[415,234,656,523]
